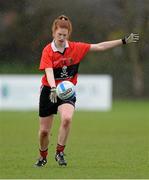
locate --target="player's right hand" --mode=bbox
[50,87,57,103]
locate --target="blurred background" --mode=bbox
[0,0,149,99]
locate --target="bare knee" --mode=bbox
[39,129,49,138]
[61,113,72,128]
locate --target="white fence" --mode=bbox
[0,75,112,111]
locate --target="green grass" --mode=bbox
[0,100,149,179]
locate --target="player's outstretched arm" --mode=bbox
[90,33,139,52]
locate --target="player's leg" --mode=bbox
[58,103,74,145]
[35,85,57,167]
[55,103,75,166]
[39,115,54,152]
[35,115,54,167]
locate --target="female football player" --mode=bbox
[35,15,139,167]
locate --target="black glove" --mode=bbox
[122,33,139,44]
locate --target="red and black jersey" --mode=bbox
[39,41,90,87]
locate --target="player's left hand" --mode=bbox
[122,33,139,44]
[50,87,57,103]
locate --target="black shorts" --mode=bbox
[39,86,76,117]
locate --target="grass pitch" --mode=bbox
[0,100,149,179]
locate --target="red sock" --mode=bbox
[39,149,48,159]
[56,144,65,154]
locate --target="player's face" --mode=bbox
[53,28,69,47]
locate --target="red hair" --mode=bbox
[52,15,72,39]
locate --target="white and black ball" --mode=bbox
[56,81,75,100]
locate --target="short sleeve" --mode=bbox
[75,42,90,60]
[39,47,53,70]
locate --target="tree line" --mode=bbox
[0,0,149,98]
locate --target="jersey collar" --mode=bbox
[51,40,69,52]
